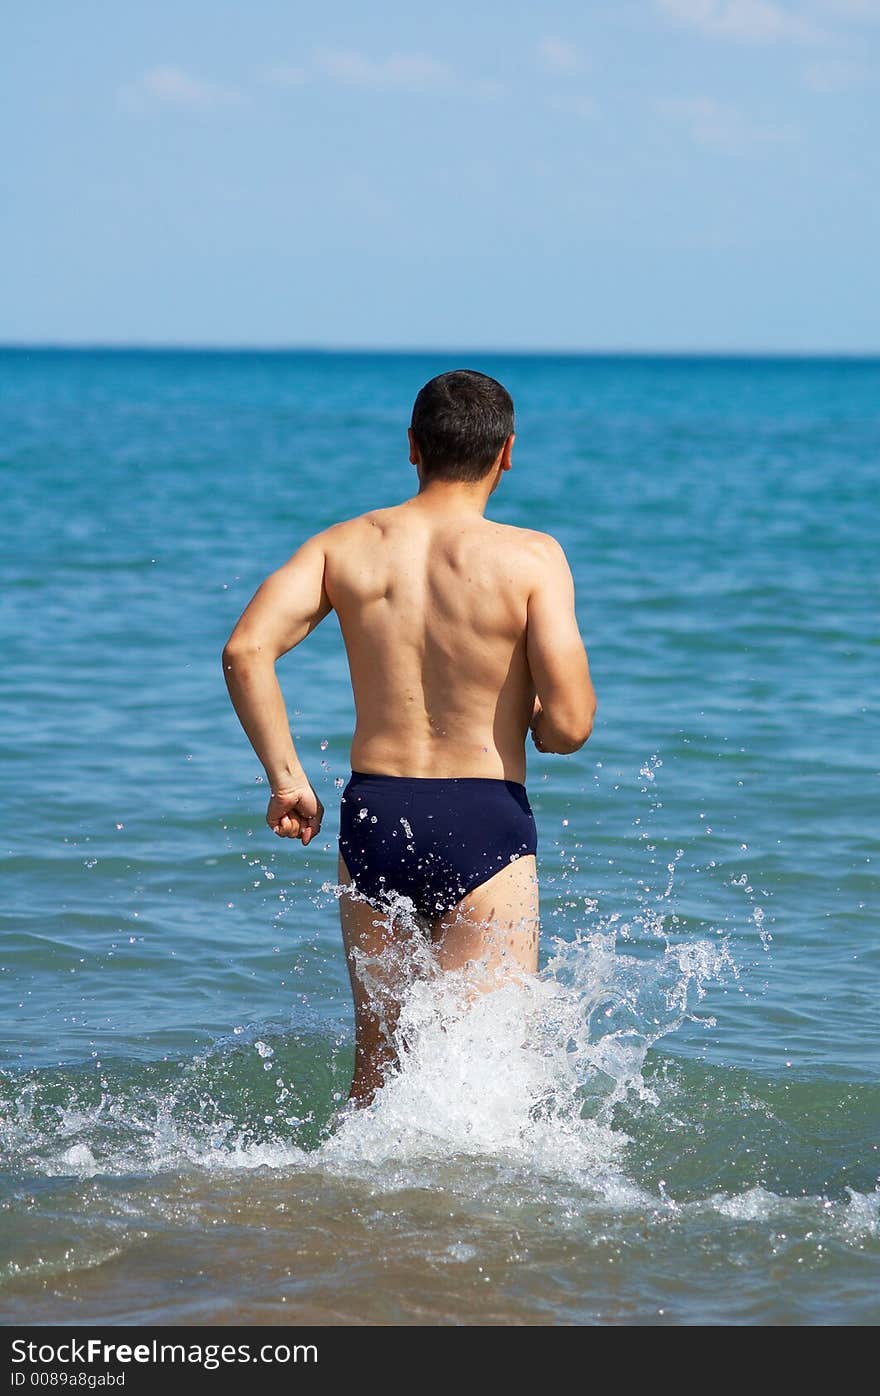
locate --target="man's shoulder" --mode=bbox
[311,511,567,562]
[312,507,398,548]
[485,521,566,557]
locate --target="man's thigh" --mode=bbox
[431,854,539,986]
[337,853,429,1030]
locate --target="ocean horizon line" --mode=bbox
[1,341,879,362]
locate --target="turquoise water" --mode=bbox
[1,348,878,1325]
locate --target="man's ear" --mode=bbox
[500,432,515,472]
[408,427,421,467]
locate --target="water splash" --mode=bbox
[1,895,734,1189]
[1,896,876,1262]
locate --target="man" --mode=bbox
[222,369,596,1105]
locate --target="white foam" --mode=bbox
[706,1185,880,1238]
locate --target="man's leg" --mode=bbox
[337,852,418,1105]
[337,853,539,1104]
[431,854,539,988]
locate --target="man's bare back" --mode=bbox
[325,499,565,783]
[222,369,596,1102]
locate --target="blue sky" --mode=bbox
[3,1,878,350]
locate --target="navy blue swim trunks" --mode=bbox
[338,770,537,920]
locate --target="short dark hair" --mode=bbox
[410,369,514,482]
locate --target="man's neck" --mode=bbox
[413,476,494,515]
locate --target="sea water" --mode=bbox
[0,348,877,1324]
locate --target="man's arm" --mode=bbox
[526,535,596,755]
[221,533,332,843]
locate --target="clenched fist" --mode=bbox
[266,782,324,845]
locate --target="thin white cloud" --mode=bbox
[817,0,880,17]
[658,95,797,150]
[538,37,585,72]
[263,64,307,88]
[257,48,503,101]
[120,66,242,111]
[802,56,870,89]
[472,78,507,100]
[312,48,454,89]
[656,0,822,43]
[548,93,598,119]
[336,173,395,222]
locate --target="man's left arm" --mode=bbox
[221,533,333,844]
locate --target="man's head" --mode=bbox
[409,369,515,484]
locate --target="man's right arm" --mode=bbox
[221,531,333,842]
[525,535,596,755]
